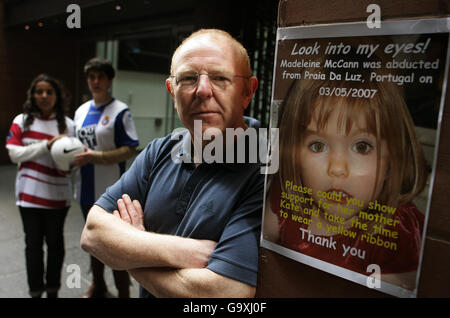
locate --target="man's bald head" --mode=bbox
[170,29,252,77]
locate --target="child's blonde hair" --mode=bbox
[278,49,427,214]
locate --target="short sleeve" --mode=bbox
[114,109,139,148]
[95,142,152,212]
[206,171,264,287]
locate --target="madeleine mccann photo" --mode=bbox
[263,48,429,290]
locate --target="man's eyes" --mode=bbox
[210,74,231,82]
[177,73,232,84]
[179,75,197,82]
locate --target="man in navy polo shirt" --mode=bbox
[81,29,262,297]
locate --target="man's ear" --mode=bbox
[249,76,258,97]
[166,78,174,97]
[242,76,258,110]
[166,78,178,110]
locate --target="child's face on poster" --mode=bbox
[298,105,390,219]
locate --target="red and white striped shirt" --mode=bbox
[6,114,75,209]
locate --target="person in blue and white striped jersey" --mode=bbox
[74,57,139,298]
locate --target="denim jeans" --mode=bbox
[19,206,69,297]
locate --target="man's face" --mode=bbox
[167,35,256,138]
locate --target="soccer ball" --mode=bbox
[50,136,85,171]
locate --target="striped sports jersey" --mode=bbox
[6,114,75,209]
[74,98,139,207]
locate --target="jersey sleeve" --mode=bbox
[6,141,48,164]
[206,171,264,287]
[6,115,24,146]
[114,109,139,148]
[5,114,49,163]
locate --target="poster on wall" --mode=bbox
[260,18,449,298]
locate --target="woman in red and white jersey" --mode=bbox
[5,74,75,298]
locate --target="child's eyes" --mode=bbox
[352,141,373,154]
[307,139,374,154]
[309,141,327,153]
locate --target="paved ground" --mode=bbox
[0,164,140,298]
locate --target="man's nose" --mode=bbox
[327,151,349,178]
[195,74,213,98]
